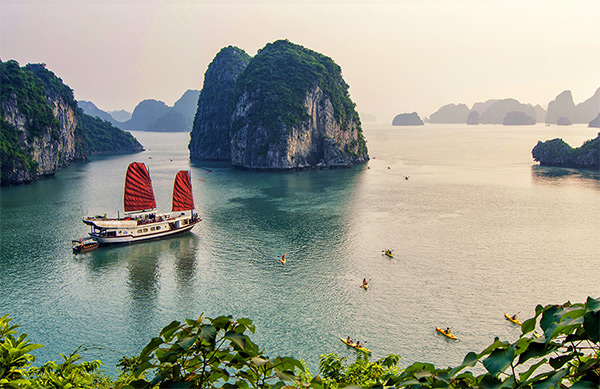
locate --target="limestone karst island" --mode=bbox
[189,40,369,170]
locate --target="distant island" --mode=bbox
[590,113,600,128]
[189,40,369,170]
[78,89,200,132]
[532,135,599,169]
[503,111,535,126]
[545,88,600,124]
[0,60,143,186]
[426,87,599,126]
[392,112,423,126]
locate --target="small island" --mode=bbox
[392,112,424,126]
[532,135,599,169]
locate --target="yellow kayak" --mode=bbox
[361,282,369,290]
[436,326,458,340]
[384,250,394,258]
[504,313,522,325]
[340,338,371,353]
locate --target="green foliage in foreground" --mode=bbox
[1,298,598,388]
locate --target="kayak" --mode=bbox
[340,338,371,353]
[361,283,369,290]
[504,313,522,325]
[384,250,394,258]
[435,326,458,340]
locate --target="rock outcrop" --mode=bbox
[229,40,368,170]
[471,100,499,115]
[189,46,251,160]
[392,112,424,125]
[122,90,200,132]
[123,99,171,130]
[574,87,600,123]
[480,99,536,124]
[557,117,572,126]
[78,100,123,127]
[1,60,142,185]
[546,90,575,124]
[590,113,600,128]
[466,111,479,125]
[429,103,470,123]
[534,104,547,123]
[503,111,535,125]
[532,135,599,169]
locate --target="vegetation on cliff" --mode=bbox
[532,135,599,169]
[233,40,361,136]
[190,40,368,168]
[189,46,251,160]
[0,60,143,185]
[2,297,599,388]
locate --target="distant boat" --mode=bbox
[83,162,200,244]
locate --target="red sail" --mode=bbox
[173,170,194,211]
[123,162,156,212]
[172,170,194,211]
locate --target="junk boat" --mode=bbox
[83,162,200,244]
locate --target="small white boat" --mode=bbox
[83,162,200,244]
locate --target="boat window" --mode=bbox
[137,229,142,233]
[143,228,148,233]
[156,226,161,230]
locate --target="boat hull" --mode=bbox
[90,220,199,244]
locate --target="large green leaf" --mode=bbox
[585,296,600,312]
[224,331,246,350]
[521,317,537,335]
[518,358,546,382]
[159,320,180,338]
[583,310,599,342]
[199,325,217,346]
[477,338,510,358]
[139,337,164,359]
[482,345,515,377]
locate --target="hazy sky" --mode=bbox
[2,0,599,121]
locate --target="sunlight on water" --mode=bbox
[1,124,598,375]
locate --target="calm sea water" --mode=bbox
[1,124,598,376]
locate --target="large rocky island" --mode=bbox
[189,40,368,169]
[532,135,599,169]
[1,60,143,185]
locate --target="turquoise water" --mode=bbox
[1,124,599,375]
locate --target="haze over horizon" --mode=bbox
[2,0,599,121]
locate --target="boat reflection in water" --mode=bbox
[83,162,200,244]
[80,232,202,329]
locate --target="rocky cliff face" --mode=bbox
[228,40,368,170]
[545,90,575,124]
[532,136,599,169]
[2,93,84,183]
[1,60,143,185]
[231,85,367,169]
[189,46,250,160]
